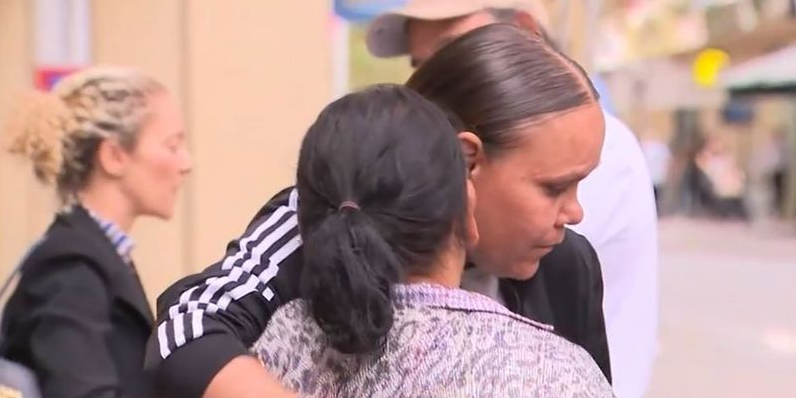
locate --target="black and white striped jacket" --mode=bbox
[145,187,611,398]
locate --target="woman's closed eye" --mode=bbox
[543,183,570,197]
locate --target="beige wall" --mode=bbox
[0,0,55,290]
[0,0,333,304]
[185,1,332,273]
[91,0,189,305]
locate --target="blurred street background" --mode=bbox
[650,217,796,397]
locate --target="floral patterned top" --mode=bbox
[252,283,614,397]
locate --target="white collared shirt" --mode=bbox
[570,110,659,398]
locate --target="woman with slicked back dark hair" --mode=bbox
[251,36,612,394]
[403,23,604,286]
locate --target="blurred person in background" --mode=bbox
[763,127,792,216]
[641,134,672,213]
[253,78,611,396]
[0,66,191,398]
[696,135,747,220]
[365,1,658,397]
[680,129,713,216]
[147,9,614,398]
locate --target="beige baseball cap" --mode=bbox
[366,0,549,58]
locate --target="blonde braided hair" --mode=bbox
[5,66,165,204]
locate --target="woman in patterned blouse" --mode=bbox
[253,24,613,397]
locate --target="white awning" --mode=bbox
[721,43,796,90]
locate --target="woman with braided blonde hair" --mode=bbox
[0,66,191,398]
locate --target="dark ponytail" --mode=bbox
[301,209,400,353]
[296,84,466,354]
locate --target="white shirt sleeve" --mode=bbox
[570,111,659,398]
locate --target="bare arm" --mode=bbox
[203,356,297,398]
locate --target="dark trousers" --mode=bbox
[772,170,786,215]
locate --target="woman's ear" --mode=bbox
[95,138,129,178]
[458,131,485,178]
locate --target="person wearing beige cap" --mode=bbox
[366,0,550,64]
[366,1,659,398]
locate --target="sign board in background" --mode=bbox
[333,0,406,22]
[33,66,81,91]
